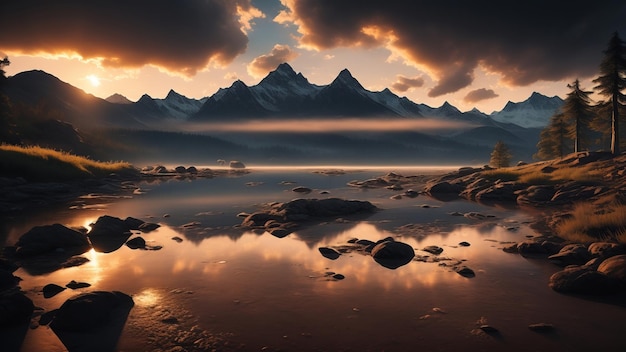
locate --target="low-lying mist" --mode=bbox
[177,118,473,133]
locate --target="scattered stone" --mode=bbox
[171,236,184,243]
[548,244,590,267]
[138,222,160,232]
[43,284,66,298]
[161,316,179,324]
[292,186,312,193]
[597,255,626,284]
[331,274,345,280]
[318,247,341,260]
[66,280,91,289]
[479,325,499,334]
[459,241,471,247]
[422,246,443,255]
[126,237,146,249]
[549,266,618,294]
[528,323,555,333]
[371,240,415,269]
[455,266,476,278]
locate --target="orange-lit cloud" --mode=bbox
[464,88,499,104]
[247,44,299,78]
[183,118,471,133]
[276,0,625,96]
[0,0,264,76]
[391,75,425,93]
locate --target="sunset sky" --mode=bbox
[1,0,625,113]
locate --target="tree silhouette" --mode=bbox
[489,140,512,168]
[593,32,626,155]
[562,79,594,153]
[535,112,573,160]
[0,56,9,80]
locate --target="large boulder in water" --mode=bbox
[88,215,134,253]
[549,266,618,294]
[50,291,134,332]
[371,240,415,269]
[14,224,90,256]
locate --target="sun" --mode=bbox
[86,74,101,87]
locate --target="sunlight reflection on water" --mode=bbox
[4,167,626,352]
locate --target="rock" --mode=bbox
[371,240,415,269]
[187,166,198,174]
[15,224,90,257]
[229,161,246,169]
[43,283,66,298]
[597,255,626,284]
[332,274,345,280]
[318,247,341,260]
[455,266,475,278]
[171,236,184,243]
[0,269,21,292]
[516,241,548,256]
[516,185,556,205]
[424,181,463,195]
[292,186,312,193]
[49,291,134,332]
[174,166,187,173]
[138,222,160,232]
[528,323,555,332]
[0,293,34,326]
[422,245,443,255]
[403,189,419,198]
[475,181,524,202]
[479,325,499,334]
[588,242,626,259]
[66,280,91,289]
[124,217,145,230]
[549,266,618,294]
[459,241,471,247]
[125,237,146,249]
[88,216,133,253]
[548,244,590,267]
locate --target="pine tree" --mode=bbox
[535,112,573,160]
[561,79,594,153]
[489,140,512,168]
[593,32,626,155]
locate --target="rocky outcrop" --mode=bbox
[88,215,159,253]
[371,240,415,269]
[241,198,377,236]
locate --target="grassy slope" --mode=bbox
[0,144,138,181]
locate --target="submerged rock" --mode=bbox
[43,283,66,298]
[549,266,618,294]
[319,247,341,260]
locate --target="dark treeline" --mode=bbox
[536,32,626,159]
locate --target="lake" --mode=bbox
[3,166,626,351]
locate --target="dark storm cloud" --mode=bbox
[391,75,425,92]
[464,88,499,103]
[277,0,626,96]
[0,0,262,75]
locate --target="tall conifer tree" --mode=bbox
[593,32,626,155]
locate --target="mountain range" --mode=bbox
[0,63,564,165]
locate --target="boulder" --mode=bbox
[49,291,134,332]
[319,247,341,260]
[425,181,463,195]
[15,224,90,256]
[455,266,476,278]
[588,242,626,259]
[0,269,21,292]
[371,240,415,269]
[548,244,590,267]
[125,237,146,249]
[422,245,443,255]
[549,266,618,294]
[0,293,34,326]
[43,283,66,298]
[597,255,626,284]
[88,216,133,253]
[475,182,524,202]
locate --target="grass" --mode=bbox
[0,144,137,181]
[557,202,626,244]
[481,162,605,186]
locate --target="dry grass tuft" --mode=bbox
[556,202,626,243]
[0,144,136,181]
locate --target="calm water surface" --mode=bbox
[3,167,626,351]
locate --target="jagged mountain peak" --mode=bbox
[106,93,132,104]
[274,62,297,76]
[330,68,365,90]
